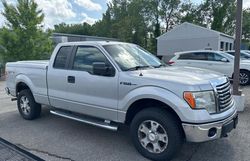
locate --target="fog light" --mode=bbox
[208,128,217,137]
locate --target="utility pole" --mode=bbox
[233,0,243,95]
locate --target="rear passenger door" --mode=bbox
[63,45,118,121]
[47,46,74,108]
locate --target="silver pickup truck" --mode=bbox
[5,41,238,161]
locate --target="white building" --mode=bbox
[157,22,234,59]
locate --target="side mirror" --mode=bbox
[221,58,228,62]
[93,62,115,76]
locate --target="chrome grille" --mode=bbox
[216,80,233,111]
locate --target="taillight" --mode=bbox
[168,61,175,65]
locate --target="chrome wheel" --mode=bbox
[20,96,31,115]
[138,120,168,154]
[240,72,249,85]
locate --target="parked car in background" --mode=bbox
[5,42,238,161]
[170,50,250,85]
[225,50,250,60]
[243,50,250,54]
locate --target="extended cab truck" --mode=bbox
[5,41,238,161]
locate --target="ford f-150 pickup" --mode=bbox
[5,41,238,161]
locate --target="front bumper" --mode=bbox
[182,110,238,142]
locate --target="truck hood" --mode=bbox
[131,66,224,85]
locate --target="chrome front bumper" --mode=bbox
[182,110,238,142]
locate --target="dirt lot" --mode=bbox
[0,80,250,161]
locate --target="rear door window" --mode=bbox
[178,52,208,61]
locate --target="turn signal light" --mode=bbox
[183,92,196,109]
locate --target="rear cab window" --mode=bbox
[53,46,73,69]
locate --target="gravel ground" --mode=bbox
[0,80,249,161]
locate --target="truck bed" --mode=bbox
[7,60,49,69]
[6,60,50,105]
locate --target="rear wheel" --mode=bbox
[17,89,41,120]
[130,108,183,161]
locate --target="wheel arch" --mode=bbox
[232,68,250,78]
[125,98,182,126]
[16,82,31,96]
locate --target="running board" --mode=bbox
[50,110,118,131]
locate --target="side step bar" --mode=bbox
[50,110,118,131]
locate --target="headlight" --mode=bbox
[184,91,216,113]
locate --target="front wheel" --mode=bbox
[239,70,250,86]
[130,108,183,161]
[17,89,41,120]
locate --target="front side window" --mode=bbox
[103,44,162,71]
[54,46,73,69]
[207,53,225,61]
[73,46,107,74]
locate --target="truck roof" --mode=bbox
[174,50,225,55]
[58,41,129,46]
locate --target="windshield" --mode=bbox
[218,51,234,59]
[103,44,164,71]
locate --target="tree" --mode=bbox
[54,22,94,35]
[160,0,181,32]
[180,1,206,26]
[0,0,52,63]
[242,8,250,41]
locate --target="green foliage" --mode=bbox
[1,0,248,58]
[0,0,52,63]
[243,8,250,40]
[54,22,94,35]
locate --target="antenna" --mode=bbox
[137,45,143,76]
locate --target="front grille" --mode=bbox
[216,80,234,111]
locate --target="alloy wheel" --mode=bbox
[138,120,168,154]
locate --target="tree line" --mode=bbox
[53,0,250,53]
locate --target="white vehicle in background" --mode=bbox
[170,50,250,85]
[242,50,250,54]
[225,50,250,60]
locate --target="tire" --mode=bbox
[130,108,183,161]
[17,89,41,120]
[239,70,250,86]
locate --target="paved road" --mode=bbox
[0,80,250,161]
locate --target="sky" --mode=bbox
[0,0,249,29]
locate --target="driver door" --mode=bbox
[62,45,119,121]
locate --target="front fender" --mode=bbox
[118,86,194,122]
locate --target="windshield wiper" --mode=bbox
[125,65,151,71]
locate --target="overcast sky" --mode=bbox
[0,0,249,29]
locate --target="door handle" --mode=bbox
[67,76,75,83]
